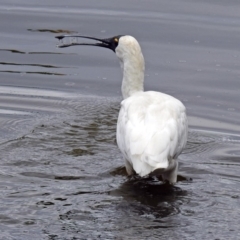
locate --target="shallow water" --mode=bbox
[0,1,240,239]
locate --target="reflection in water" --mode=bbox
[111,177,188,218]
[27,29,77,34]
[0,70,65,75]
[0,54,70,76]
[0,62,63,68]
[0,49,68,54]
[0,49,26,54]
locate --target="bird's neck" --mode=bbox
[120,53,145,99]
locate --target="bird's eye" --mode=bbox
[114,38,118,43]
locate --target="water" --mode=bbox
[0,1,240,239]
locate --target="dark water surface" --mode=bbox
[0,1,240,239]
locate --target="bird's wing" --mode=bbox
[117,92,187,177]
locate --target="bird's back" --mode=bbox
[116,91,188,177]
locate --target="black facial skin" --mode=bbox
[55,35,124,52]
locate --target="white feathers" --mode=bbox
[116,36,145,99]
[117,91,187,178]
[115,36,188,183]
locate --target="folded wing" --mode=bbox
[117,91,187,177]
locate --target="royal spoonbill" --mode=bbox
[56,34,188,184]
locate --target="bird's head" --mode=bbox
[56,34,145,98]
[56,34,142,62]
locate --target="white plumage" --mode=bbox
[56,34,188,184]
[115,36,188,183]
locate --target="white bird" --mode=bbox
[56,34,188,184]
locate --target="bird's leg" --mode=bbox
[162,160,178,184]
[125,159,134,176]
